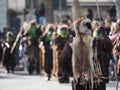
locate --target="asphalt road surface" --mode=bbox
[0,71,119,90]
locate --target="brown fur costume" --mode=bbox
[53,24,70,78]
[58,38,73,83]
[72,17,93,90]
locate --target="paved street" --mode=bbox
[0,71,119,90]
[0,71,71,90]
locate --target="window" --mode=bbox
[26,0,37,9]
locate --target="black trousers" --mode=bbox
[3,48,16,73]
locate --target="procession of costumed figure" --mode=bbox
[58,37,73,83]
[111,20,120,84]
[40,24,55,80]
[3,31,16,73]
[23,20,42,74]
[72,17,94,90]
[57,23,75,83]
[92,26,113,90]
[52,24,70,82]
[112,33,120,82]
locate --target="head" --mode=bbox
[22,22,31,35]
[6,31,14,37]
[6,31,14,43]
[67,18,73,26]
[95,26,106,39]
[87,9,93,20]
[74,17,92,35]
[45,24,55,33]
[45,24,55,41]
[37,3,45,10]
[104,19,111,28]
[3,27,9,34]
[57,24,69,38]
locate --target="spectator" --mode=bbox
[109,22,120,42]
[87,9,93,21]
[3,31,16,73]
[35,3,46,25]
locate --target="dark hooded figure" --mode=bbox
[40,24,55,80]
[35,3,45,25]
[55,27,76,84]
[26,21,42,74]
[93,26,113,90]
[58,38,73,83]
[53,24,71,82]
[3,31,16,73]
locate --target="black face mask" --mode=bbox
[86,22,92,30]
[49,28,54,32]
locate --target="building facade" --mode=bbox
[0,0,118,31]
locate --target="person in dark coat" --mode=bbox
[3,31,16,73]
[53,24,71,83]
[58,39,73,83]
[35,3,45,25]
[40,24,55,80]
[25,21,42,74]
[87,9,93,21]
[93,26,113,90]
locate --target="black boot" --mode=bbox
[58,73,69,83]
[48,74,51,81]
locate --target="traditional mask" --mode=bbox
[46,28,54,41]
[60,28,69,38]
[28,23,37,38]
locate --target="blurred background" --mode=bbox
[0,0,120,33]
[0,1,120,90]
